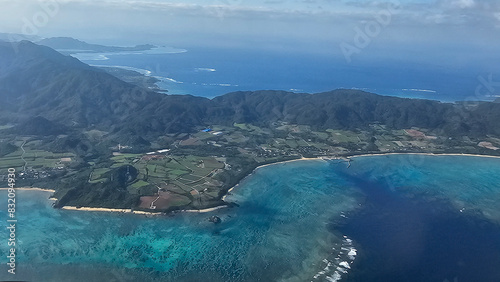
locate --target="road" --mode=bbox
[20,140,28,172]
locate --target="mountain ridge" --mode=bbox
[2,40,500,211]
[2,40,500,141]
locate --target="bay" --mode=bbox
[1,155,500,281]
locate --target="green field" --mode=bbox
[234,123,266,134]
[311,131,330,141]
[0,157,25,170]
[130,180,150,189]
[0,148,75,170]
[106,153,226,208]
[285,139,298,148]
[327,130,365,143]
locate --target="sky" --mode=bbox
[1,0,499,45]
[0,0,499,81]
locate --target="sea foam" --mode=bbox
[312,236,357,282]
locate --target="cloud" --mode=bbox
[0,0,493,25]
[1,0,499,51]
[452,0,475,9]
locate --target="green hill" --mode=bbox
[2,40,500,141]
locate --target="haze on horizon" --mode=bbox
[1,0,500,98]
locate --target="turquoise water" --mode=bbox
[1,155,500,281]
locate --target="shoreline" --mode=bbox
[0,187,56,192]
[221,152,500,201]
[61,205,230,215]
[221,157,322,201]
[180,205,229,213]
[348,152,500,160]
[5,153,500,215]
[61,206,163,215]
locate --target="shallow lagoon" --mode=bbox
[1,155,500,281]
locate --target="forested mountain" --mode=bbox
[1,40,500,142]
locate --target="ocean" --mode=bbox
[71,46,494,102]
[1,155,500,282]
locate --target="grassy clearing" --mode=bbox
[90,168,111,181]
[311,131,330,141]
[234,123,266,134]
[311,142,331,150]
[296,139,310,147]
[130,180,150,189]
[167,169,190,177]
[327,130,362,143]
[178,174,201,182]
[89,178,107,184]
[285,139,298,148]
[0,158,26,170]
[375,140,399,151]
[193,131,216,140]
[169,195,192,207]
[0,148,75,170]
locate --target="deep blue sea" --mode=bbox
[1,155,500,282]
[71,47,494,102]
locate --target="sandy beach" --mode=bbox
[4,153,500,215]
[0,187,56,192]
[221,153,500,202]
[61,206,132,213]
[61,205,229,215]
[181,205,229,213]
[222,157,323,201]
[349,152,500,160]
[61,206,163,215]
[254,157,321,170]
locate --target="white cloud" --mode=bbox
[453,0,475,9]
[495,12,500,21]
[0,0,492,25]
[1,0,499,51]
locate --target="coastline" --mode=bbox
[222,157,323,201]
[221,153,500,201]
[348,152,500,160]
[5,153,500,215]
[61,205,230,215]
[61,206,163,215]
[180,205,229,213]
[0,187,56,192]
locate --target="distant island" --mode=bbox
[97,66,166,93]
[1,40,500,214]
[37,36,156,53]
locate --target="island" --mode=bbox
[2,120,500,214]
[1,40,500,214]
